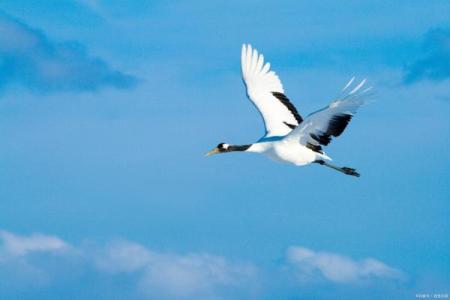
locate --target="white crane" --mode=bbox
[205,44,371,177]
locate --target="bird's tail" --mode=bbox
[315,160,360,177]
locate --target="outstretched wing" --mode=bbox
[285,78,371,153]
[241,44,302,137]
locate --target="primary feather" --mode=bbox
[285,79,370,153]
[241,44,302,137]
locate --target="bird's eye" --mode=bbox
[217,143,224,149]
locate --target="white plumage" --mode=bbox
[206,44,371,177]
[241,45,298,137]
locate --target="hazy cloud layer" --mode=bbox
[0,231,258,299]
[0,11,137,93]
[286,246,405,283]
[0,231,76,289]
[404,28,450,83]
[94,240,258,299]
[0,230,407,299]
[0,230,69,257]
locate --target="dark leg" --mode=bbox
[314,160,360,177]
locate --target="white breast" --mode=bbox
[264,140,321,166]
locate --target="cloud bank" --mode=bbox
[404,28,450,84]
[286,246,405,283]
[95,241,258,299]
[0,231,258,299]
[0,11,137,93]
[0,230,406,299]
[0,230,69,257]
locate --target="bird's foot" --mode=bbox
[341,167,360,177]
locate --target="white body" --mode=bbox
[248,139,330,166]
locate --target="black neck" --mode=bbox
[228,144,252,152]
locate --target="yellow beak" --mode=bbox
[204,147,220,157]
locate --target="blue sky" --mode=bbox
[0,1,449,299]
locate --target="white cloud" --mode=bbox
[0,230,69,257]
[0,230,75,287]
[286,246,405,283]
[94,240,152,273]
[139,252,256,299]
[0,232,257,297]
[93,240,258,299]
[0,230,410,299]
[0,231,258,299]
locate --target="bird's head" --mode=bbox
[205,143,230,157]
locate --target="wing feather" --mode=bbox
[241,44,302,137]
[286,79,371,151]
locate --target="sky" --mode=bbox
[0,1,449,299]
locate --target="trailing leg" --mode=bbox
[314,160,360,177]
